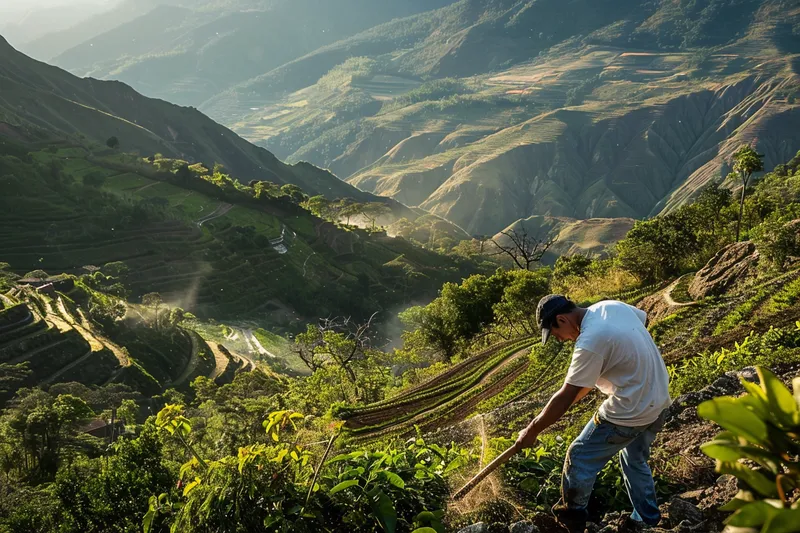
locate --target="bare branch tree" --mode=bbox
[490,227,557,270]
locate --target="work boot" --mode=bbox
[552,503,588,533]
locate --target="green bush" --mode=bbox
[699,367,800,531]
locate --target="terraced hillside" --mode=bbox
[338,337,537,442]
[0,269,275,403]
[209,0,800,239]
[0,138,476,327]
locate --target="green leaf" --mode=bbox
[793,377,800,410]
[367,488,397,533]
[443,456,467,475]
[718,462,778,498]
[698,397,769,445]
[726,501,778,527]
[764,507,800,533]
[701,441,781,472]
[329,479,360,495]
[412,529,439,533]
[759,368,798,426]
[380,471,406,489]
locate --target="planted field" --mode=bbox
[339,337,536,440]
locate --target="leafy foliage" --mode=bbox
[699,367,800,532]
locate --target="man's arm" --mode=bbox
[515,383,593,449]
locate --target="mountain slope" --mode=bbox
[0,35,369,200]
[47,0,456,106]
[211,0,800,235]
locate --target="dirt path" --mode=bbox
[208,342,230,381]
[75,308,130,367]
[56,298,103,351]
[244,329,276,358]
[44,298,72,333]
[663,274,698,307]
[171,331,201,387]
[196,202,233,227]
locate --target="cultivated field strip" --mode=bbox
[340,338,536,440]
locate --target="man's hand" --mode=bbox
[515,424,539,449]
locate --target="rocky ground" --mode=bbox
[451,363,800,533]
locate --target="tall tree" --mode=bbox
[731,145,764,241]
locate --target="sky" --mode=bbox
[0,0,113,17]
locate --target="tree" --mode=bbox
[616,212,700,281]
[491,227,556,270]
[142,292,163,329]
[280,183,306,203]
[360,202,391,230]
[106,136,119,150]
[492,269,550,337]
[731,145,764,241]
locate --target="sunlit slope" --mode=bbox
[216,0,800,237]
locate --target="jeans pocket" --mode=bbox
[605,424,640,445]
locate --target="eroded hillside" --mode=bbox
[212,0,800,237]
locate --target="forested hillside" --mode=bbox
[2,141,800,532]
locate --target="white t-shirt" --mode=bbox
[564,300,672,427]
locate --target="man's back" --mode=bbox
[566,300,671,426]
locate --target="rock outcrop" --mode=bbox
[688,242,758,300]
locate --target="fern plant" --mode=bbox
[699,367,800,532]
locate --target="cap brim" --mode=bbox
[541,328,551,345]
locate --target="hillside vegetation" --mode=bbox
[2,148,800,533]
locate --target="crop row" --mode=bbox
[349,347,534,443]
[344,339,536,436]
[341,337,534,416]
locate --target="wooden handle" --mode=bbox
[453,443,520,500]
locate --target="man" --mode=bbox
[515,295,672,532]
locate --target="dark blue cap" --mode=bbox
[536,294,575,344]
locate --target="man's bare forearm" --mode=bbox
[527,384,590,434]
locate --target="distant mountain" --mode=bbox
[0,35,371,200]
[0,2,112,51]
[18,0,160,62]
[44,0,457,106]
[204,0,800,236]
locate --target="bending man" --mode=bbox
[516,295,672,532]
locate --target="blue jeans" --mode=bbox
[561,409,667,526]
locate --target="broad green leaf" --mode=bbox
[720,491,755,512]
[718,461,778,497]
[411,529,439,533]
[443,456,467,475]
[380,471,406,489]
[367,488,397,533]
[698,398,769,445]
[701,442,781,472]
[329,480,360,495]
[793,377,800,410]
[726,501,778,527]
[759,368,798,426]
[763,507,800,533]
